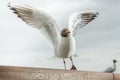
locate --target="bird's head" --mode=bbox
[113,59,117,63]
[61,28,71,37]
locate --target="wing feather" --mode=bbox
[68,11,98,36]
[8,3,60,47]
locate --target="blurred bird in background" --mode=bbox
[103,59,118,73]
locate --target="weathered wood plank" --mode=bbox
[0,66,119,80]
[115,74,120,80]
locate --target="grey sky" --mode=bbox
[0,0,120,73]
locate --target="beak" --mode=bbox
[116,60,120,63]
[68,31,71,33]
[117,60,120,62]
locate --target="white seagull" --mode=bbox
[103,59,118,73]
[8,3,98,70]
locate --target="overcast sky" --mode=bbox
[0,0,120,73]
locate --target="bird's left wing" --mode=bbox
[8,3,60,47]
[68,11,98,36]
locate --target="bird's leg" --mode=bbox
[70,57,77,70]
[63,58,67,70]
[113,73,115,80]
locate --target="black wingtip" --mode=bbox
[8,2,14,11]
[8,3,18,15]
[8,3,16,11]
[7,2,11,7]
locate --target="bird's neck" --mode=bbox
[61,33,72,38]
[113,62,116,70]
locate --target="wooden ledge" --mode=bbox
[0,66,120,80]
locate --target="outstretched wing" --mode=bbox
[68,11,98,36]
[8,3,60,47]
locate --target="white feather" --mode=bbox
[68,11,98,36]
[8,3,60,47]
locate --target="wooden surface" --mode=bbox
[0,66,119,80]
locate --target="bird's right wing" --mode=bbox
[8,3,60,47]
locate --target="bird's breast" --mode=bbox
[55,36,76,58]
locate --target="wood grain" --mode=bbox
[0,66,119,80]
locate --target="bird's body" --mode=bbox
[8,3,98,70]
[103,59,117,73]
[103,66,116,73]
[55,34,76,58]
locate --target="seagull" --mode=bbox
[8,3,98,70]
[103,59,118,73]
